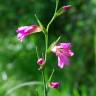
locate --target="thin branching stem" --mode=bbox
[46,0,59,32]
[42,1,59,96]
[42,69,48,96]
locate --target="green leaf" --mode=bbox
[47,68,55,83]
[35,14,45,33]
[6,81,42,95]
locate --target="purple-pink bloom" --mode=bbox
[48,82,60,88]
[51,43,74,69]
[16,25,42,42]
[37,58,45,65]
[63,5,72,11]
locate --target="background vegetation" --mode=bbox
[0,0,95,96]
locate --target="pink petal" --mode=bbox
[58,55,69,68]
[68,50,74,56]
[24,25,42,34]
[16,25,42,42]
[16,26,28,33]
[17,33,25,42]
[59,43,72,49]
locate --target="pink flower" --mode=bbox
[48,82,60,88]
[16,25,42,42]
[51,43,74,69]
[37,58,45,65]
[63,5,72,11]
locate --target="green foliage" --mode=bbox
[0,0,95,96]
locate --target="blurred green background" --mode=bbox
[0,0,95,96]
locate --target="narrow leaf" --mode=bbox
[35,14,45,33]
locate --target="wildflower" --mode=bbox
[48,82,60,88]
[51,43,74,69]
[37,58,45,65]
[63,5,72,11]
[16,25,42,42]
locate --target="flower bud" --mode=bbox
[48,82,60,88]
[63,5,72,11]
[37,58,45,65]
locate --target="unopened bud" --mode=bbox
[48,82,60,88]
[63,5,72,11]
[37,58,45,65]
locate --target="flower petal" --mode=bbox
[68,50,74,56]
[59,43,71,49]
[16,26,28,33]
[58,55,69,68]
[16,25,42,42]
[24,25,42,33]
[17,33,25,42]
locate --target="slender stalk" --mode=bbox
[36,46,39,59]
[45,33,48,62]
[46,0,59,32]
[42,32,48,96]
[42,69,48,96]
[41,1,59,96]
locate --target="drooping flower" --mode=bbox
[63,5,72,11]
[51,43,74,69]
[16,25,42,42]
[37,58,45,65]
[48,82,60,88]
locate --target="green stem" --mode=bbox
[41,31,48,96]
[42,1,59,96]
[42,32,48,96]
[46,0,59,32]
[36,46,39,59]
[45,33,48,62]
[42,69,48,96]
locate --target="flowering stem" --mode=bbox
[46,0,59,32]
[42,0,59,96]
[42,69,48,96]
[45,33,48,62]
[41,31,48,96]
